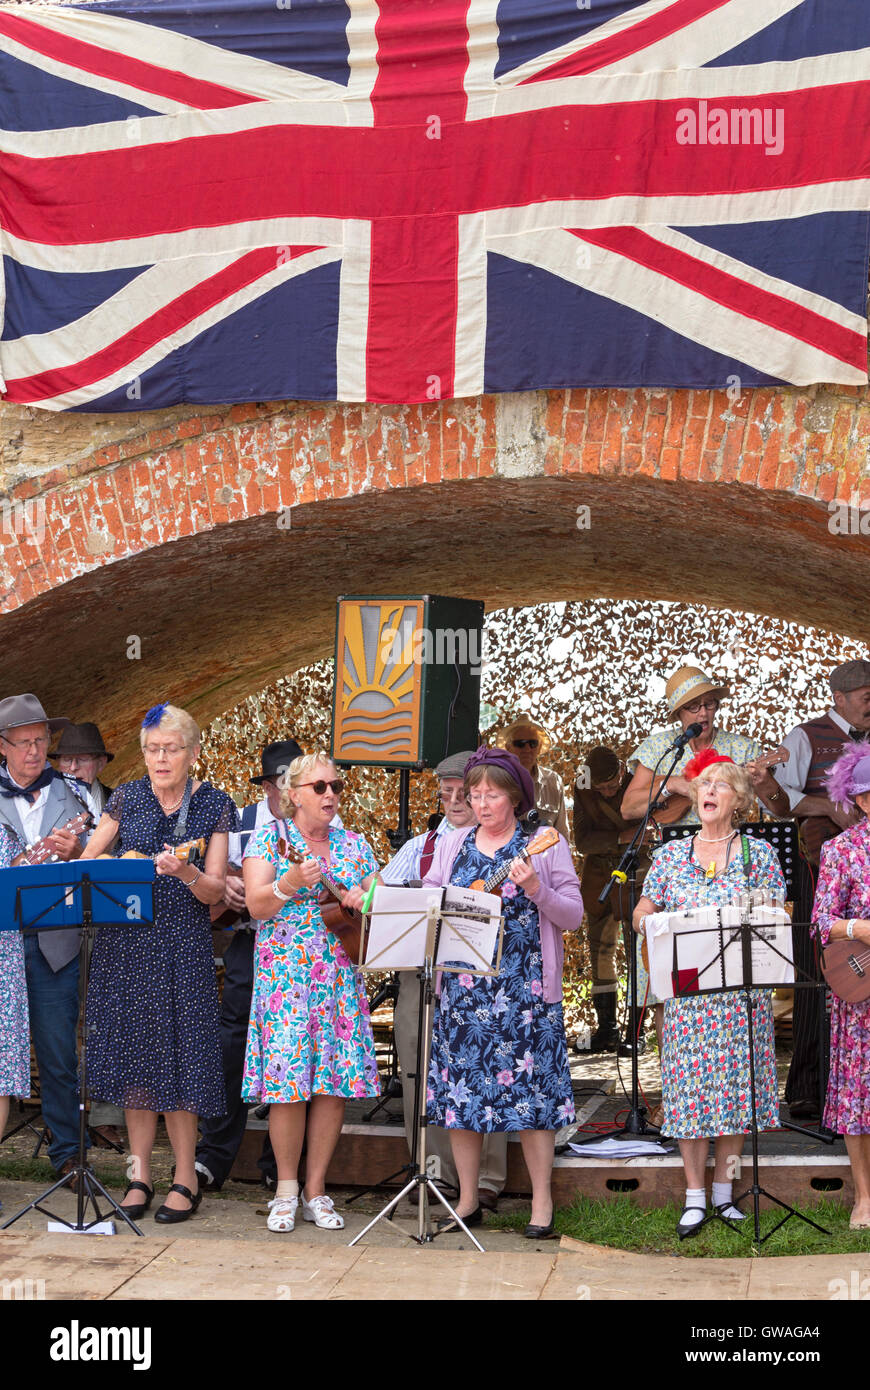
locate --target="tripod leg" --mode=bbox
[347,1176,418,1247]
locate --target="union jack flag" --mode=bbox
[0,0,868,411]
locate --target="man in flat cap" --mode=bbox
[0,694,96,1183]
[196,739,304,1191]
[381,750,508,1211]
[771,659,870,1118]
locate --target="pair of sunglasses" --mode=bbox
[297,779,344,795]
[512,738,539,749]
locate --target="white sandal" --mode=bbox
[266,1195,298,1232]
[301,1192,344,1229]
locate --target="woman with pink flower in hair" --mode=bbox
[242,752,379,1233]
[813,740,870,1229]
[424,746,582,1240]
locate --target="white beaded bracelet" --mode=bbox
[273,878,292,904]
[847,919,857,939]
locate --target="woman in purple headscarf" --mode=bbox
[813,740,870,1229]
[422,746,583,1239]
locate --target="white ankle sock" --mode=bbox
[276,1180,299,1200]
[681,1188,706,1226]
[712,1181,732,1208]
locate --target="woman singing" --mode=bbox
[242,752,379,1233]
[82,703,237,1223]
[813,740,870,1229]
[424,746,582,1239]
[633,754,785,1238]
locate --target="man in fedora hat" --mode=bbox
[497,718,569,842]
[196,739,306,1191]
[770,659,870,1119]
[621,665,784,826]
[50,722,114,816]
[381,750,508,1211]
[0,694,96,1181]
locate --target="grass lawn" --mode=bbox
[490,1195,870,1257]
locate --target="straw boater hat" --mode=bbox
[664,666,730,718]
[496,717,552,758]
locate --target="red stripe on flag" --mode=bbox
[0,11,260,111]
[523,0,733,83]
[3,245,319,402]
[366,0,470,402]
[1,85,866,242]
[571,226,866,370]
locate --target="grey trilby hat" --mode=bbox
[0,693,70,735]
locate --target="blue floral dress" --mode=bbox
[644,836,785,1138]
[0,826,29,1097]
[427,825,575,1132]
[242,820,380,1103]
[86,778,239,1116]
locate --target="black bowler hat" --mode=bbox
[250,739,304,785]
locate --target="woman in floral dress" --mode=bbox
[633,755,785,1239]
[424,747,582,1240]
[0,824,29,1210]
[813,740,870,1229]
[243,752,379,1234]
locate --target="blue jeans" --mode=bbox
[24,937,87,1169]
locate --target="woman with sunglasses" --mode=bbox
[242,752,380,1233]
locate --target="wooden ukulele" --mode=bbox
[210,863,245,930]
[469,827,560,893]
[651,747,790,826]
[821,937,870,1004]
[97,837,206,865]
[15,810,94,865]
[279,838,365,964]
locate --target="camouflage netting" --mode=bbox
[196,599,870,1036]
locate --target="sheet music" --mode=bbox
[645,903,794,1001]
[363,884,502,972]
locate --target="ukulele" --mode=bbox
[278,837,365,964]
[15,810,94,865]
[821,937,870,1004]
[210,863,244,929]
[651,747,790,827]
[97,837,207,866]
[469,827,560,893]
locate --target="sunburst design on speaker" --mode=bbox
[333,599,424,762]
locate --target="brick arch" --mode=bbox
[1,386,868,776]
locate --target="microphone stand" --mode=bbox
[586,733,696,1140]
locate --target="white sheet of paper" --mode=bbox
[437,885,502,972]
[363,884,441,969]
[646,904,794,1001]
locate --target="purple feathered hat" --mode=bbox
[464,746,536,817]
[825,740,870,810]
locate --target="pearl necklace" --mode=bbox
[694,830,737,880]
[695,833,735,842]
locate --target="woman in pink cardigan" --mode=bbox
[423,746,582,1239]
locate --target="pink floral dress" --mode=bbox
[643,836,785,1139]
[813,819,870,1134]
[242,820,380,1104]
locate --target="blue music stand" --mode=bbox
[0,859,154,1235]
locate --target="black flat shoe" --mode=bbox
[677,1205,706,1240]
[435,1205,483,1233]
[524,1217,557,1240]
[153,1182,202,1224]
[120,1180,154,1220]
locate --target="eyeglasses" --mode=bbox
[297,780,344,795]
[701,780,735,794]
[1,735,49,751]
[143,743,188,758]
[468,790,509,804]
[511,738,539,749]
[682,699,720,714]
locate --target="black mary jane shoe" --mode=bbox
[120,1180,154,1220]
[435,1205,483,1233]
[153,1182,202,1225]
[524,1214,557,1240]
[677,1205,707,1241]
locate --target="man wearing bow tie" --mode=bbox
[772,660,870,1120]
[0,694,95,1182]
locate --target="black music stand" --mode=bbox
[0,859,154,1236]
[661,901,830,1244]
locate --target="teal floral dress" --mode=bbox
[644,836,785,1139]
[242,820,380,1104]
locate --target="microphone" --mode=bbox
[671,722,702,751]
